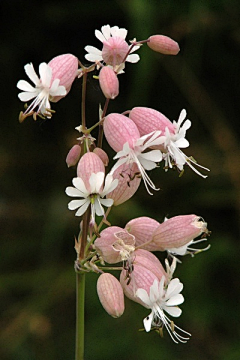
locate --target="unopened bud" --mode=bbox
[99,66,119,99]
[147,35,180,55]
[97,273,125,318]
[66,144,81,167]
[93,147,109,166]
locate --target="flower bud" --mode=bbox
[107,163,141,205]
[99,66,119,99]
[48,54,78,101]
[93,147,109,166]
[66,144,81,167]
[152,215,208,251]
[95,226,135,264]
[97,273,125,318]
[77,152,105,191]
[147,35,180,55]
[125,216,160,250]
[104,113,140,152]
[129,107,175,137]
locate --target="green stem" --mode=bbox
[97,98,109,148]
[75,272,85,360]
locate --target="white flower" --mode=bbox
[85,25,140,69]
[162,109,210,177]
[110,131,163,195]
[17,62,66,118]
[65,172,118,221]
[136,277,191,343]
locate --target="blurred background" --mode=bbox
[1,0,240,359]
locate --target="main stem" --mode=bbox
[75,272,85,360]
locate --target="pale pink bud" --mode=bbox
[93,147,109,166]
[95,226,132,264]
[66,144,81,167]
[125,216,160,251]
[147,35,180,55]
[104,113,140,152]
[97,273,125,318]
[99,66,119,99]
[129,107,175,137]
[107,163,141,205]
[48,54,78,102]
[152,215,208,251]
[77,152,105,191]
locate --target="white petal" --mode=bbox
[165,278,183,299]
[135,288,151,306]
[126,54,140,63]
[101,175,118,196]
[149,279,159,303]
[17,80,37,92]
[138,157,157,171]
[158,276,165,299]
[164,306,182,318]
[75,200,90,216]
[100,25,111,40]
[165,294,184,306]
[89,172,104,193]
[24,63,40,86]
[111,26,127,39]
[68,199,88,210]
[175,138,189,148]
[177,109,187,126]
[143,312,154,332]
[94,198,105,216]
[18,91,40,102]
[65,186,85,198]
[100,198,114,207]
[72,177,89,194]
[39,63,52,87]
[140,150,162,163]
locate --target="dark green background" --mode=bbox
[1,0,240,359]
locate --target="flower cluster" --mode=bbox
[17,24,211,345]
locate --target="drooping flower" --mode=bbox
[104,113,163,194]
[136,277,191,343]
[129,107,210,177]
[85,25,140,70]
[17,54,78,121]
[152,215,210,257]
[66,152,118,222]
[66,172,118,221]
